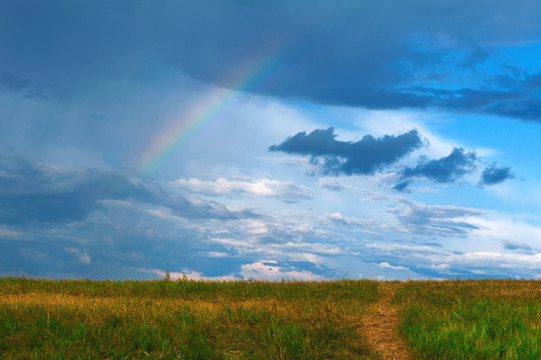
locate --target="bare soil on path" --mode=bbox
[363,283,412,360]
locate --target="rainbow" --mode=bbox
[136,52,287,177]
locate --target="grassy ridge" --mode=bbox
[0,278,380,359]
[394,280,541,359]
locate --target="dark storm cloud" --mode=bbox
[0,153,53,194]
[487,72,541,120]
[0,153,254,225]
[2,1,541,120]
[402,148,477,183]
[0,153,154,224]
[487,98,541,121]
[269,128,422,175]
[408,72,541,121]
[479,163,514,186]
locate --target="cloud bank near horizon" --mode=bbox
[0,152,535,281]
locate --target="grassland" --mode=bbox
[394,280,541,359]
[0,278,380,359]
[1,278,540,359]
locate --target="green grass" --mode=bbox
[3,278,541,359]
[394,280,541,359]
[0,278,380,359]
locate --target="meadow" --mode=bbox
[0,278,379,359]
[0,278,540,359]
[394,280,541,359]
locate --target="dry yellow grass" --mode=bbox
[0,278,381,359]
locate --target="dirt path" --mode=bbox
[363,283,412,360]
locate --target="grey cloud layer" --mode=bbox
[0,154,254,225]
[1,1,541,120]
[269,128,422,175]
[0,153,265,279]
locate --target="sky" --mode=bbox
[1,0,541,280]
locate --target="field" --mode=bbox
[395,280,541,359]
[0,278,540,359]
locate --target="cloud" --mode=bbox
[270,129,511,191]
[467,215,541,249]
[395,149,513,190]
[64,247,92,264]
[137,268,237,281]
[3,2,541,120]
[0,150,536,280]
[481,72,541,121]
[318,212,403,234]
[388,198,484,237]
[0,228,22,238]
[240,260,325,281]
[0,72,48,99]
[445,252,541,271]
[401,148,477,183]
[365,241,541,279]
[135,261,330,283]
[269,128,422,175]
[374,262,409,271]
[0,172,143,224]
[0,155,49,194]
[503,241,532,252]
[154,1,541,120]
[393,181,411,192]
[174,177,312,202]
[318,178,345,191]
[0,153,254,225]
[479,163,514,185]
[405,85,541,121]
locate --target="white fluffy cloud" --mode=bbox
[375,262,410,271]
[240,261,325,281]
[64,248,92,264]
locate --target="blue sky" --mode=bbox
[1,0,541,280]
